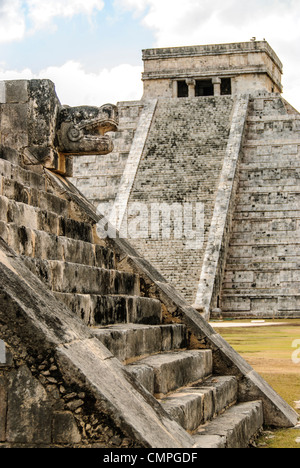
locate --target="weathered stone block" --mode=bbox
[52,412,81,445]
[93,324,187,363]
[222,297,251,312]
[5,81,28,104]
[194,401,264,449]
[0,103,29,149]
[126,364,155,395]
[129,296,162,325]
[7,366,52,444]
[130,350,212,397]
[162,376,238,432]
[278,296,300,311]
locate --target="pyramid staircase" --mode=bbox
[0,150,267,448]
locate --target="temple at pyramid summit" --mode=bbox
[0,41,298,448]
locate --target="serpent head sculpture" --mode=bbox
[56,104,119,156]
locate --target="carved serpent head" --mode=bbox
[56,104,119,156]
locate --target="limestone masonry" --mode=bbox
[0,41,298,448]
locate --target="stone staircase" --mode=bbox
[0,151,264,448]
[94,324,263,448]
[220,94,300,318]
[128,96,235,304]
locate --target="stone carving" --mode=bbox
[56,104,118,156]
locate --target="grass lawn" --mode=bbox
[212,319,300,449]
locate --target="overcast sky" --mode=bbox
[0,0,299,109]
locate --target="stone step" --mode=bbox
[0,218,116,270]
[0,195,58,232]
[54,293,162,326]
[224,267,300,279]
[240,157,300,169]
[227,244,300,258]
[238,185,300,195]
[224,263,300,273]
[22,257,140,296]
[245,128,300,139]
[223,283,300,293]
[233,210,300,220]
[226,262,300,274]
[0,157,46,192]
[223,274,300,288]
[237,191,300,206]
[227,255,300,266]
[217,310,300,319]
[229,233,300,246]
[127,350,212,398]
[246,132,300,142]
[235,204,300,214]
[221,294,280,311]
[239,165,300,178]
[1,176,70,217]
[221,295,300,315]
[247,114,300,127]
[246,118,300,135]
[0,196,94,243]
[247,114,299,123]
[193,401,263,449]
[92,324,187,363]
[231,218,299,234]
[222,289,300,297]
[159,376,237,433]
[240,178,300,188]
[243,154,300,166]
[223,281,300,293]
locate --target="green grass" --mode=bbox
[213,320,300,449]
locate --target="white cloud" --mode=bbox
[0,0,299,109]
[26,0,105,30]
[39,61,143,105]
[0,0,105,42]
[0,61,143,106]
[116,0,300,109]
[116,0,300,47]
[0,0,26,43]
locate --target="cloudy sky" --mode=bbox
[0,0,299,109]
